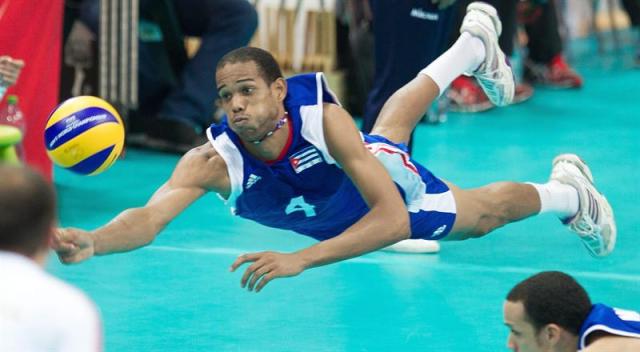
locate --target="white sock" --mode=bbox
[419,32,486,96]
[528,181,579,219]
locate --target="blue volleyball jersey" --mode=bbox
[579,303,640,349]
[206,72,456,241]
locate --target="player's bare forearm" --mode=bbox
[57,146,221,263]
[92,207,163,255]
[295,204,410,269]
[93,181,207,254]
[54,206,165,264]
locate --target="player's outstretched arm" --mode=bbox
[54,143,229,264]
[231,103,410,292]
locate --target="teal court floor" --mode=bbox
[51,41,639,351]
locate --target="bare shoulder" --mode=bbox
[322,102,351,121]
[322,103,360,140]
[584,334,640,352]
[321,102,365,151]
[173,142,230,195]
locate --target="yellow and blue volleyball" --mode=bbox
[44,96,125,176]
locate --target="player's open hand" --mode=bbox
[51,227,95,264]
[230,251,306,292]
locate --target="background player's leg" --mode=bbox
[362,0,457,140]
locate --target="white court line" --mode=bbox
[148,245,382,264]
[146,245,640,283]
[149,245,249,256]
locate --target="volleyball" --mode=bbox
[44,96,125,175]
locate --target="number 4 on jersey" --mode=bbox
[285,196,316,217]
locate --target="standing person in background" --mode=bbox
[66,0,258,153]
[519,0,583,89]
[361,0,460,150]
[0,165,103,352]
[504,271,640,352]
[621,0,640,64]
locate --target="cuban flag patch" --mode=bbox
[289,146,324,173]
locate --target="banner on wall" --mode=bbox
[0,0,63,180]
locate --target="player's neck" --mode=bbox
[556,334,579,352]
[243,113,291,161]
[31,248,49,267]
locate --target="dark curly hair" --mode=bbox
[507,271,592,335]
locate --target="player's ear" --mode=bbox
[271,77,287,102]
[539,323,562,347]
[45,221,57,249]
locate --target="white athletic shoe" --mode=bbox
[550,154,616,257]
[382,239,441,254]
[460,2,515,106]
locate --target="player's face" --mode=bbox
[216,61,285,143]
[503,301,546,352]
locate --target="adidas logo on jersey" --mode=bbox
[245,174,262,189]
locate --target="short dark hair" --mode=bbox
[507,271,592,335]
[216,47,284,85]
[0,165,56,256]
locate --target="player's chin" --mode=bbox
[239,130,263,143]
[231,126,256,138]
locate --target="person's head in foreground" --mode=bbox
[504,271,640,352]
[0,164,56,264]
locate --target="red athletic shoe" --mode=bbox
[524,55,583,89]
[448,76,494,113]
